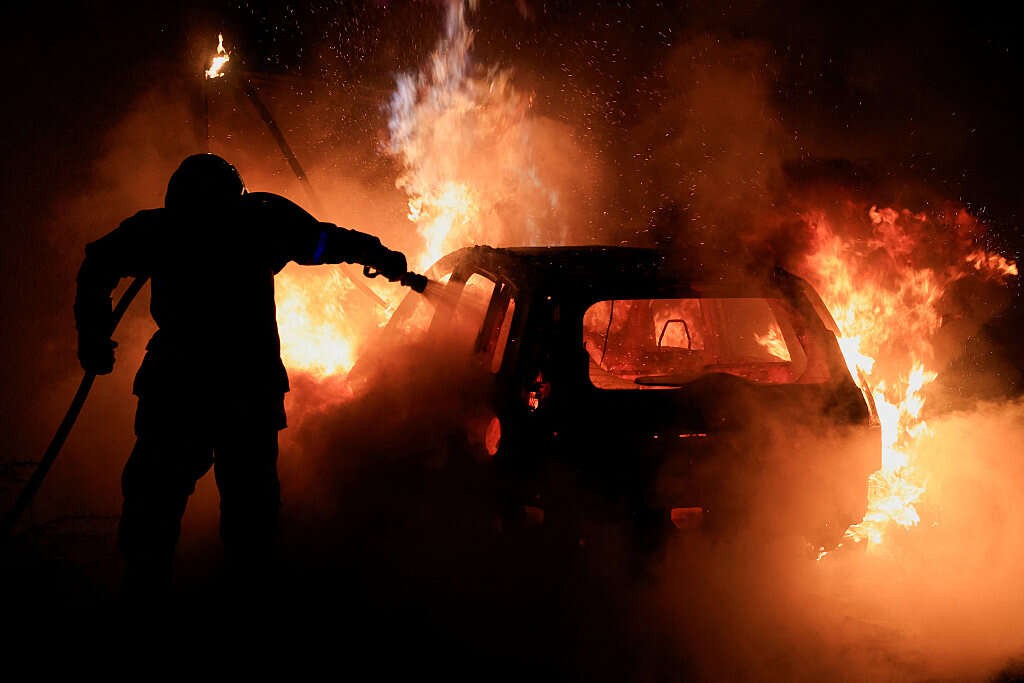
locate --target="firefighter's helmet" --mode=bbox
[165,153,246,211]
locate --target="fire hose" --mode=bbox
[1,276,148,541]
[1,267,429,542]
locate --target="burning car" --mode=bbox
[365,245,880,552]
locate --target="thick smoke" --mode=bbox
[643,400,1024,681]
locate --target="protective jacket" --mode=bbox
[74,192,391,429]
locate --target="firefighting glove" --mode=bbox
[371,248,408,283]
[79,337,117,375]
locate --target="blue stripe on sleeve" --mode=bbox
[313,229,328,264]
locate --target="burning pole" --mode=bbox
[203,33,230,151]
[202,34,387,309]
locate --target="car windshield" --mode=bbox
[583,297,824,389]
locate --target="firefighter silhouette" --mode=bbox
[74,154,408,593]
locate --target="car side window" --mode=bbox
[442,268,518,372]
[449,272,498,353]
[490,296,516,373]
[471,282,516,373]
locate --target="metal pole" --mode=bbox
[204,79,210,152]
[237,78,388,309]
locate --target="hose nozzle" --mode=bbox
[362,265,429,293]
[399,271,428,293]
[360,264,428,292]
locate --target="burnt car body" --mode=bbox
[369,245,880,550]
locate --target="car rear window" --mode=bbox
[583,297,826,389]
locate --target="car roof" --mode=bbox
[434,245,807,297]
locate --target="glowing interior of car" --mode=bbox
[583,297,818,389]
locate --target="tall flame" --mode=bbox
[386,0,556,271]
[276,267,357,377]
[205,33,230,80]
[275,1,557,382]
[804,205,1017,552]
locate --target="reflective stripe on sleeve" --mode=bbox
[312,229,329,264]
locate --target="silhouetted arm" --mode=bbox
[296,223,392,268]
[305,225,408,281]
[251,192,408,279]
[74,211,155,373]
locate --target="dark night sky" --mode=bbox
[2,0,1023,481]
[5,1,1023,220]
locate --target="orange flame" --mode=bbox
[276,268,356,377]
[804,206,1016,553]
[965,250,1019,279]
[273,1,560,382]
[754,326,792,361]
[204,33,230,80]
[386,0,556,271]
[275,264,397,380]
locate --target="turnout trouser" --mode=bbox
[118,424,281,594]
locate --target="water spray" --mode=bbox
[363,265,444,300]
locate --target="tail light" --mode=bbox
[485,416,501,456]
[670,507,703,530]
